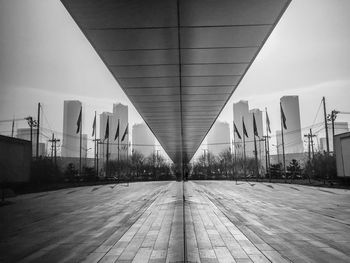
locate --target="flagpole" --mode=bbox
[94,111,97,175]
[118,119,120,182]
[265,108,271,181]
[242,117,246,178]
[106,134,109,178]
[127,139,129,186]
[79,107,82,177]
[280,102,287,183]
[253,125,259,179]
[234,141,237,184]
[118,119,120,162]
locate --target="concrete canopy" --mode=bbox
[61,0,291,164]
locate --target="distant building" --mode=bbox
[319,122,349,152]
[207,121,230,156]
[132,123,155,157]
[61,100,82,157]
[16,128,46,156]
[280,96,304,154]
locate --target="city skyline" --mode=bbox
[1,0,350,162]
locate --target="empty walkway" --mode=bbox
[1,181,350,262]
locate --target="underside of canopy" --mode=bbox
[61,0,291,164]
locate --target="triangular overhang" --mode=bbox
[60,0,291,164]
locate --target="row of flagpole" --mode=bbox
[232,103,288,180]
[76,107,129,177]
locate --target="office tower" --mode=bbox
[112,103,129,160]
[319,122,349,152]
[132,123,155,157]
[61,100,82,157]
[16,128,46,156]
[207,121,230,156]
[280,96,304,154]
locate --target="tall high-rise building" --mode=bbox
[62,100,82,157]
[280,96,304,154]
[207,121,230,156]
[132,123,155,157]
[319,122,349,152]
[16,128,46,156]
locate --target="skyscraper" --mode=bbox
[132,123,155,157]
[61,100,82,157]
[207,121,230,156]
[280,96,303,154]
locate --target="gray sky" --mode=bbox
[1,0,350,158]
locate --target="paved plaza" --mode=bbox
[1,181,350,262]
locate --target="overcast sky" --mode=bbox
[1,0,349,159]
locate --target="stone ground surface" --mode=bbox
[0,181,350,263]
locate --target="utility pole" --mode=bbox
[49,133,60,166]
[304,133,311,161]
[36,103,41,159]
[310,129,315,160]
[328,110,339,155]
[25,116,37,156]
[51,133,54,159]
[322,97,330,155]
[11,117,15,137]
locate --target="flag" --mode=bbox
[114,119,119,141]
[242,117,248,138]
[253,113,259,137]
[104,116,109,140]
[121,124,128,142]
[92,113,96,136]
[280,103,287,129]
[76,107,82,134]
[266,111,271,133]
[233,122,242,139]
